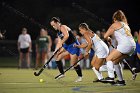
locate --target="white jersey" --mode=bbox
[91,34,109,58]
[18,34,31,49]
[114,22,136,55]
[114,22,135,47]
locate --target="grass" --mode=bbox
[0,68,140,93]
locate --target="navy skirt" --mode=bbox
[63,41,80,56]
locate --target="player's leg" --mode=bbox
[55,48,69,79]
[19,52,23,68]
[26,52,30,68]
[35,51,40,69]
[85,55,90,69]
[105,49,123,81]
[111,55,128,86]
[132,54,140,73]
[41,51,47,66]
[70,54,83,82]
[92,56,105,82]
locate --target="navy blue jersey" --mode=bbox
[57,30,76,45]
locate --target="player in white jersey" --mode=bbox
[104,10,136,86]
[75,23,109,82]
[18,28,32,68]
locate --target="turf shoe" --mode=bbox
[75,76,82,82]
[112,80,126,86]
[93,78,104,83]
[132,68,137,80]
[101,77,114,83]
[55,74,65,80]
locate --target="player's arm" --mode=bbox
[17,42,20,52]
[104,23,116,40]
[48,35,52,52]
[74,43,87,48]
[17,36,21,52]
[28,35,32,52]
[60,25,69,45]
[84,33,92,54]
[55,37,62,51]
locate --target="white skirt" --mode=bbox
[93,41,109,58]
[117,45,136,56]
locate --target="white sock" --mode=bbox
[86,59,90,68]
[80,60,84,68]
[107,61,114,78]
[114,64,123,81]
[99,65,107,72]
[92,67,103,80]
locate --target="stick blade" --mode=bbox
[34,72,39,76]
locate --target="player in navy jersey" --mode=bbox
[50,17,83,82]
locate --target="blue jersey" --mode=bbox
[57,30,80,56]
[57,30,76,45]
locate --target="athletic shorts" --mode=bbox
[20,47,29,54]
[117,45,136,56]
[63,41,80,56]
[38,47,47,53]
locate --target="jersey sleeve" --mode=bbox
[18,35,21,43]
[28,34,31,42]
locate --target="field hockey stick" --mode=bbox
[122,59,134,74]
[123,59,137,80]
[110,44,135,75]
[34,47,62,76]
[55,57,84,79]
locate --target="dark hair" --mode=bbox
[22,27,27,31]
[40,27,47,31]
[113,10,128,24]
[51,17,60,23]
[79,23,89,30]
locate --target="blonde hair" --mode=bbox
[79,23,89,30]
[113,10,128,24]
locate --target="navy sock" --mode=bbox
[56,61,64,74]
[74,65,82,77]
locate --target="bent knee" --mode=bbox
[94,66,100,71]
[91,61,95,67]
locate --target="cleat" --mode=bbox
[93,78,104,83]
[132,73,137,80]
[55,74,65,80]
[101,77,114,83]
[75,76,82,82]
[112,80,126,86]
[132,68,137,80]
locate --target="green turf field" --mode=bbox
[0,68,140,93]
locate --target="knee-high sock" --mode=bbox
[92,67,103,80]
[114,64,123,81]
[74,65,82,77]
[86,59,90,68]
[107,61,114,78]
[56,61,64,74]
[99,65,107,72]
